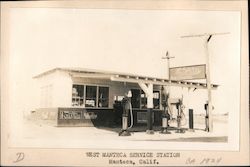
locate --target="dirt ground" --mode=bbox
[10,114,228,150]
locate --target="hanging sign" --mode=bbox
[170,64,206,80]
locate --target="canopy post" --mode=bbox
[138,82,154,134]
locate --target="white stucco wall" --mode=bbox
[53,70,72,107]
[35,71,55,108]
[36,70,72,108]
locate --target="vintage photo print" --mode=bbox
[1,0,249,166]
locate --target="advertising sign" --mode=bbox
[170,64,206,80]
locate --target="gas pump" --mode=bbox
[204,102,209,132]
[119,91,133,136]
[160,93,171,134]
[175,99,185,133]
[204,101,214,132]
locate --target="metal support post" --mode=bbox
[146,108,154,134]
[188,109,195,132]
[138,83,154,134]
[146,83,154,134]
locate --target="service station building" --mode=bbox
[33,67,218,133]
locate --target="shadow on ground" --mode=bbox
[133,136,228,142]
[95,125,181,133]
[95,126,228,143]
[95,125,207,133]
[165,136,228,142]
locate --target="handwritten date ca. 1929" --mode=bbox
[186,157,222,165]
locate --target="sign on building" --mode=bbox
[58,110,97,120]
[137,112,154,124]
[170,64,206,80]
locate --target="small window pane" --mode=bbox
[72,85,84,106]
[153,91,160,109]
[85,86,97,107]
[98,87,109,107]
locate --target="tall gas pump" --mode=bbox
[160,91,171,134]
[204,102,209,132]
[175,99,185,133]
[119,91,133,136]
[204,101,214,132]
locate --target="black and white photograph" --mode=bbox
[1,0,249,166]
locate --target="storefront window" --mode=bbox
[140,91,147,109]
[131,89,140,108]
[85,86,97,107]
[72,85,84,106]
[98,87,109,107]
[72,84,110,108]
[153,91,160,109]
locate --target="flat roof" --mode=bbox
[33,67,146,79]
[33,67,218,90]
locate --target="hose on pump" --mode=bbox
[128,102,133,129]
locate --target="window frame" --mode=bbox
[72,84,85,107]
[153,90,161,109]
[71,83,110,108]
[71,83,161,109]
[98,86,110,108]
[85,85,98,108]
[131,88,141,109]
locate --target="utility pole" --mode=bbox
[181,32,229,132]
[162,51,175,119]
[162,51,175,80]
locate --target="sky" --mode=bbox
[6,8,240,120]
